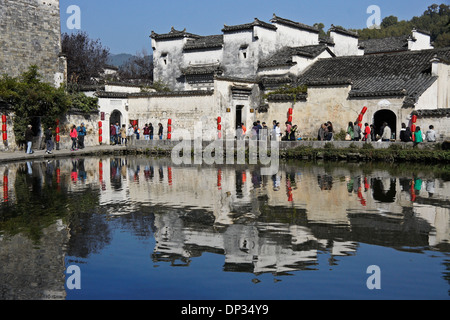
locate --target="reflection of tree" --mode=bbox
[371,178,396,203]
[66,210,112,259]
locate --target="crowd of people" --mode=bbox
[22,118,440,155]
[110,122,165,146]
[236,120,301,142]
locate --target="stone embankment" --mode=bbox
[0,140,449,164]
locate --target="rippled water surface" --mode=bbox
[0,156,449,300]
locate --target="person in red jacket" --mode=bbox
[363,123,371,142]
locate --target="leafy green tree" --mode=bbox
[354,3,450,48]
[0,66,98,144]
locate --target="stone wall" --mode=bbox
[0,0,65,86]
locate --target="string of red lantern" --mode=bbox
[168,119,172,140]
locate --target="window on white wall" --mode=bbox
[161,53,168,66]
[240,45,248,60]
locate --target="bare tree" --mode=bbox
[61,31,110,84]
[118,49,153,84]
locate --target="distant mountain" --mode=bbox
[107,53,134,67]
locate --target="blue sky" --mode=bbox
[59,0,438,55]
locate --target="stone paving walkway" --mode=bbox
[0,144,128,164]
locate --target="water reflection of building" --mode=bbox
[1,158,449,280]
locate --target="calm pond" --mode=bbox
[0,156,449,300]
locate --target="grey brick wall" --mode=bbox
[0,0,64,85]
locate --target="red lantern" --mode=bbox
[2,133,7,141]
[2,115,6,123]
[358,114,364,122]
[98,121,103,128]
[99,128,103,135]
[288,116,293,123]
[361,107,368,115]
[56,127,60,134]
[168,119,172,125]
[412,115,418,123]
[99,136,103,143]
[2,124,6,132]
[218,124,222,131]
[168,126,172,133]
[217,117,222,124]
[288,108,293,115]
[56,135,61,143]
[56,119,60,125]
[411,124,417,133]
[167,133,172,140]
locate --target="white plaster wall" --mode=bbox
[183,48,223,65]
[330,32,361,57]
[409,31,433,51]
[257,86,410,139]
[273,23,319,47]
[105,85,142,94]
[128,94,218,140]
[222,30,259,77]
[416,82,438,110]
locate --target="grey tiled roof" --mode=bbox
[151,27,200,40]
[295,48,450,100]
[259,45,333,68]
[329,25,359,38]
[270,15,319,33]
[184,35,224,51]
[182,64,223,75]
[222,18,277,33]
[359,35,410,54]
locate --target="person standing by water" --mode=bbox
[363,123,371,142]
[381,122,392,142]
[77,123,87,149]
[326,121,334,141]
[149,123,154,140]
[44,126,54,154]
[143,124,150,140]
[120,124,127,146]
[70,125,78,151]
[25,125,34,154]
[414,126,423,147]
[425,125,436,142]
[400,123,412,142]
[158,123,164,140]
